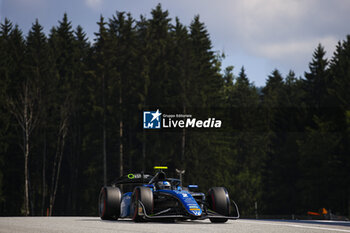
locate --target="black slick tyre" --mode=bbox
[207,187,230,223]
[131,186,153,222]
[99,186,121,220]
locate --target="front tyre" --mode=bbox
[207,187,230,223]
[99,186,121,220]
[131,186,153,222]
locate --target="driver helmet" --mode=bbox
[157,181,171,190]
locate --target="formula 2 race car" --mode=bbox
[98,166,239,223]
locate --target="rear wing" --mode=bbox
[111,173,153,186]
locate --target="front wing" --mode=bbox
[136,199,240,220]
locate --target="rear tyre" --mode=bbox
[131,186,153,222]
[99,186,121,220]
[207,187,230,223]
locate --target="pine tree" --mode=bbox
[134,15,150,171]
[24,19,52,216]
[237,66,249,86]
[303,44,329,109]
[66,25,90,215]
[170,18,192,167]
[297,117,342,213]
[330,36,350,109]
[108,12,140,176]
[8,25,26,95]
[147,4,172,107]
[4,23,43,216]
[223,66,234,86]
[261,69,292,214]
[0,18,14,213]
[48,13,75,216]
[190,15,222,107]
[328,36,350,217]
[141,4,176,171]
[225,66,265,215]
[222,66,235,106]
[91,15,110,187]
[0,18,13,89]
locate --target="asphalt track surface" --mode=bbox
[1,217,350,233]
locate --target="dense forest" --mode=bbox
[0,4,350,217]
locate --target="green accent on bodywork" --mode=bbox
[127,173,135,179]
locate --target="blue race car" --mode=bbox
[98,166,239,223]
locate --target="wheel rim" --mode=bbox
[132,189,139,220]
[99,189,106,217]
[211,192,216,211]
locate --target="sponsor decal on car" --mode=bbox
[191,210,201,216]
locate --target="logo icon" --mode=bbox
[143,109,162,129]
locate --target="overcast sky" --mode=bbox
[1,0,350,86]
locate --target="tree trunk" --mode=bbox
[103,126,107,185]
[49,101,69,216]
[102,74,107,186]
[142,130,146,171]
[24,128,29,216]
[71,122,80,215]
[348,188,350,219]
[24,85,30,216]
[49,124,68,216]
[119,87,123,179]
[49,135,60,216]
[181,106,186,163]
[128,125,132,170]
[41,129,46,216]
[50,130,67,216]
[67,121,79,215]
[7,75,41,217]
[181,128,186,161]
[119,119,123,177]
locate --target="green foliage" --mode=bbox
[297,117,342,211]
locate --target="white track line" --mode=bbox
[238,220,350,232]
